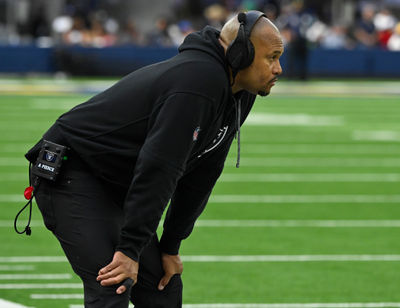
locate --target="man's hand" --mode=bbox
[96,251,139,294]
[158,253,183,291]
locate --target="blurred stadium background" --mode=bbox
[1,0,400,308]
[1,0,400,76]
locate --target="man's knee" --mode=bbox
[131,274,183,308]
[83,277,132,308]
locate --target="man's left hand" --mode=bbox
[158,253,183,291]
[96,251,139,294]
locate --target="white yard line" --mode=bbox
[225,157,400,167]
[0,274,72,280]
[353,130,400,142]
[31,294,83,299]
[6,219,400,229]
[69,304,135,308]
[8,173,400,183]
[0,195,25,202]
[0,256,67,263]
[0,265,35,271]
[1,220,43,227]
[0,283,81,289]
[194,220,400,227]
[182,304,400,308]
[245,113,344,126]
[238,144,400,154]
[0,299,31,308]
[209,195,400,203]
[2,255,400,264]
[220,173,400,182]
[180,255,400,262]
[3,194,400,204]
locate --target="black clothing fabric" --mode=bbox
[26,26,256,262]
[34,162,182,307]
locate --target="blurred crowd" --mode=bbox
[2,0,400,51]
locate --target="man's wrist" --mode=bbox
[115,247,140,263]
[159,233,182,255]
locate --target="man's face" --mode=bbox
[236,30,284,97]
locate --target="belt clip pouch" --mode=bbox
[31,140,69,182]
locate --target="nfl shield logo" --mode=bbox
[193,126,201,141]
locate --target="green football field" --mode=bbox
[1,78,400,308]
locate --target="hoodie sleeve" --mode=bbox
[159,134,234,255]
[116,93,215,262]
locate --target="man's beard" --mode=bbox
[258,90,270,97]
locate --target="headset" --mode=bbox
[226,10,267,77]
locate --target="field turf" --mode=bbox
[1,78,400,308]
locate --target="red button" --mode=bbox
[24,186,34,200]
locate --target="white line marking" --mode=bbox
[1,220,43,227]
[0,274,72,280]
[0,265,35,271]
[0,299,31,308]
[6,220,400,229]
[220,173,400,182]
[3,194,400,204]
[0,195,25,202]
[210,195,400,204]
[353,130,400,142]
[69,304,134,308]
[194,220,400,228]
[0,256,67,263]
[0,283,81,289]
[226,157,400,167]
[182,304,400,308]
[69,306,135,308]
[245,113,344,126]
[31,294,83,299]
[181,255,400,262]
[3,255,400,264]
[237,144,400,154]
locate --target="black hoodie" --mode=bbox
[26,26,256,261]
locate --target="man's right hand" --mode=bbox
[158,253,183,291]
[96,251,139,294]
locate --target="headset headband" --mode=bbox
[241,10,266,38]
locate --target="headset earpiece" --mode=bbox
[226,10,267,75]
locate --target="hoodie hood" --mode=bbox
[178,26,228,73]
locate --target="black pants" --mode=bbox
[34,161,182,307]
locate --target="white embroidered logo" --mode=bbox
[198,126,228,158]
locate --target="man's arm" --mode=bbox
[159,134,234,255]
[116,92,216,261]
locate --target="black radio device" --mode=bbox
[31,140,69,182]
